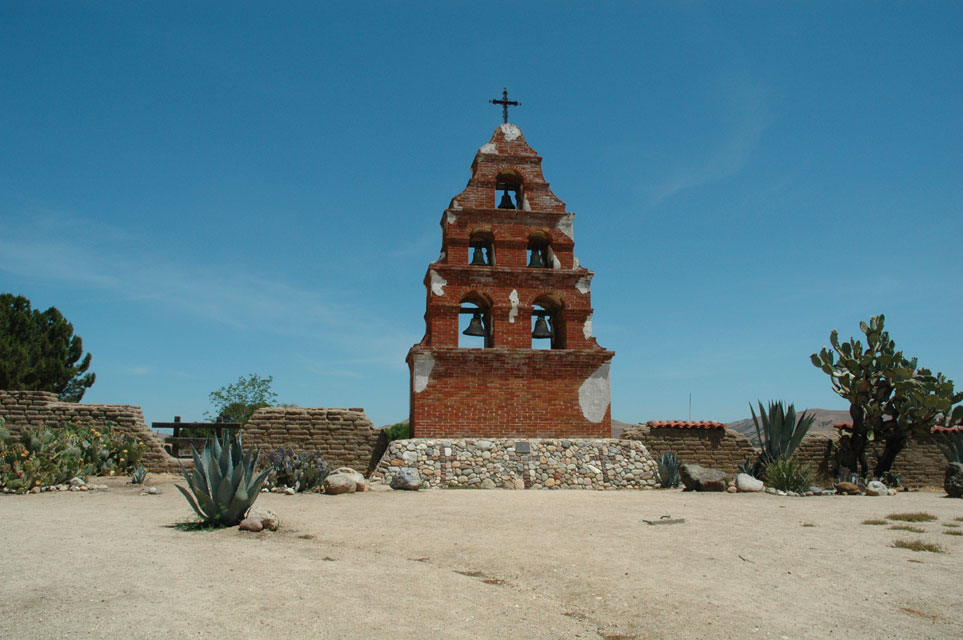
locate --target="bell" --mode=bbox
[463,313,487,337]
[528,249,544,268]
[532,315,553,339]
[497,190,515,209]
[470,246,487,265]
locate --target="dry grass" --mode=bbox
[887,512,937,522]
[862,519,888,525]
[889,525,925,533]
[955,516,963,522]
[942,523,960,528]
[943,531,963,537]
[892,539,945,553]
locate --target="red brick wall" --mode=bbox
[408,348,612,438]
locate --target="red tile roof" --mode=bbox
[834,422,853,430]
[931,426,963,434]
[648,420,727,430]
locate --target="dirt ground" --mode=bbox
[2,475,962,639]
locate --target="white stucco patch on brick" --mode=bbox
[576,274,592,294]
[412,353,435,393]
[479,142,497,154]
[446,212,458,225]
[508,289,519,323]
[499,123,521,141]
[583,313,593,339]
[557,213,574,240]
[429,270,447,296]
[578,363,610,424]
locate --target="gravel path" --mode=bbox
[2,475,961,639]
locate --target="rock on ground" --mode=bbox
[389,467,423,491]
[865,480,888,496]
[247,506,280,531]
[836,481,861,495]
[324,473,358,495]
[238,517,263,532]
[736,473,764,493]
[679,464,728,492]
[945,462,963,498]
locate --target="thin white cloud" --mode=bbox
[649,75,773,206]
[0,209,374,344]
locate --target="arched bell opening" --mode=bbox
[527,231,553,269]
[468,230,494,266]
[531,294,565,350]
[495,171,524,211]
[458,292,494,349]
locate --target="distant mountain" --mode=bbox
[727,408,850,446]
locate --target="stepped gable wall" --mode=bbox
[242,407,386,476]
[0,390,180,472]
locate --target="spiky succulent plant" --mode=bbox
[176,432,270,527]
[130,465,148,484]
[657,451,681,488]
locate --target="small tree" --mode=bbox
[811,314,962,478]
[205,374,278,424]
[0,293,95,401]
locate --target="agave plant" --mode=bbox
[176,432,271,527]
[751,400,815,474]
[657,451,681,489]
[130,465,148,484]
[934,429,963,463]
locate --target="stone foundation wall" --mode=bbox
[242,407,386,476]
[372,438,658,490]
[0,390,180,472]
[620,424,758,475]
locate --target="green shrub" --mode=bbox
[176,432,270,527]
[657,452,681,489]
[0,421,146,493]
[764,456,816,493]
[264,448,330,492]
[384,422,411,443]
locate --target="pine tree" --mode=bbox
[0,293,95,401]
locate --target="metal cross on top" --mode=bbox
[490,88,521,124]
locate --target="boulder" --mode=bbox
[679,464,728,492]
[480,478,497,490]
[238,517,263,532]
[335,467,368,492]
[324,472,358,495]
[247,506,280,531]
[736,473,764,493]
[865,480,888,496]
[389,467,423,491]
[945,462,963,498]
[836,481,861,495]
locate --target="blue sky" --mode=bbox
[2,2,961,428]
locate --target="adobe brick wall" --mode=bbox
[408,347,612,438]
[622,422,949,487]
[242,407,386,476]
[620,423,757,475]
[0,390,180,472]
[372,438,658,490]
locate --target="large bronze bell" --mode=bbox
[463,312,487,337]
[497,190,515,209]
[470,246,487,265]
[528,249,544,268]
[532,315,553,339]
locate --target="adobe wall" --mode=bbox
[409,348,612,438]
[372,438,658,490]
[0,390,180,472]
[619,423,758,475]
[242,407,386,476]
[622,422,948,487]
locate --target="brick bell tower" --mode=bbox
[407,92,614,438]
